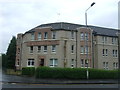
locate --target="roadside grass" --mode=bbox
[6,69,22,75]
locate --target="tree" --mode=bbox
[2,54,7,68]
[6,36,16,69]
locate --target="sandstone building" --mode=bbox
[15,22,119,70]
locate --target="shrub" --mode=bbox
[22,67,35,76]
[89,69,118,79]
[35,67,87,79]
[35,67,118,79]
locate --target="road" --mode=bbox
[2,83,119,88]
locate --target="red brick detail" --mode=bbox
[34,28,52,40]
[26,40,60,46]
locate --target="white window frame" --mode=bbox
[43,46,47,53]
[71,45,74,54]
[49,59,58,67]
[80,32,84,41]
[81,46,84,54]
[71,59,74,68]
[30,46,33,53]
[44,32,48,40]
[52,31,56,39]
[27,59,34,67]
[115,50,118,57]
[85,33,88,41]
[106,49,108,56]
[38,32,42,40]
[38,46,41,53]
[31,33,34,40]
[102,36,107,44]
[113,50,115,57]
[51,45,56,53]
[81,59,84,68]
[71,31,74,39]
[103,62,109,70]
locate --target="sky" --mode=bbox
[0,0,119,53]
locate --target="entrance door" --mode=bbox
[40,59,44,66]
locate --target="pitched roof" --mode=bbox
[26,22,119,37]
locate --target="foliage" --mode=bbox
[2,54,7,69]
[6,36,16,69]
[36,67,87,79]
[35,67,118,79]
[22,67,35,76]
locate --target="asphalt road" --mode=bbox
[2,83,119,88]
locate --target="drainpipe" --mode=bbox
[76,30,78,68]
[64,40,67,68]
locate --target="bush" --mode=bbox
[35,67,87,79]
[89,69,118,79]
[35,67,118,79]
[22,67,35,76]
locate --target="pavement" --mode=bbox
[1,72,119,84]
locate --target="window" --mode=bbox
[102,36,107,44]
[85,59,88,67]
[71,45,74,53]
[38,46,41,53]
[113,62,115,69]
[81,46,84,54]
[115,50,118,57]
[43,46,47,53]
[80,32,84,40]
[106,49,108,56]
[112,38,117,44]
[27,59,34,67]
[113,50,115,57]
[30,46,33,53]
[116,63,118,69]
[16,59,19,66]
[71,59,74,68]
[113,50,118,57]
[50,59,58,67]
[85,46,89,54]
[102,49,105,56]
[85,32,88,41]
[81,59,84,67]
[103,62,108,70]
[44,32,48,39]
[38,32,42,40]
[71,31,74,39]
[103,62,105,69]
[52,45,56,53]
[52,31,56,39]
[106,62,108,70]
[103,49,108,56]
[31,33,34,40]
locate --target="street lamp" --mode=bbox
[85,2,95,79]
[85,2,95,27]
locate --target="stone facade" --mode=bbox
[15,22,119,70]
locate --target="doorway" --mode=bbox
[40,59,44,66]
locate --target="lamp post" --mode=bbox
[85,2,95,79]
[85,2,95,27]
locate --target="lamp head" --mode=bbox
[91,2,95,7]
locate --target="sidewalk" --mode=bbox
[2,73,118,84]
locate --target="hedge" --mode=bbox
[36,67,87,79]
[89,69,118,79]
[22,67,35,76]
[35,67,119,79]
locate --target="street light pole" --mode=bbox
[85,2,95,79]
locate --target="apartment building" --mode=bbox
[15,22,119,70]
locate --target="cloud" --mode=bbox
[0,0,119,53]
